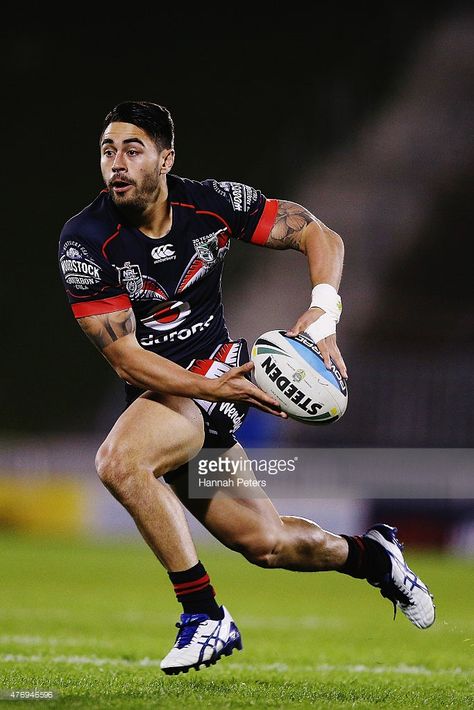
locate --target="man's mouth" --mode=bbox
[110,179,134,194]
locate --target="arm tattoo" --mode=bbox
[77,308,136,351]
[266,200,319,251]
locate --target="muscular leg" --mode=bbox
[95,391,205,571]
[170,443,349,571]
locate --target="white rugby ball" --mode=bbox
[251,330,348,424]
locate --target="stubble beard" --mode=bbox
[110,167,162,222]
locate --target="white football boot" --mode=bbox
[160,605,242,675]
[364,524,435,629]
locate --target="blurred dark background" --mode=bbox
[1,6,473,548]
[2,5,473,445]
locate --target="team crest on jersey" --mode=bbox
[177,228,229,293]
[117,261,143,297]
[192,230,223,264]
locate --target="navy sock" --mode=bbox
[168,561,224,620]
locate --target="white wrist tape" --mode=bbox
[310,284,342,320]
[306,284,342,343]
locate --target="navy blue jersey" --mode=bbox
[58,174,278,367]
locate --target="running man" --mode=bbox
[58,101,435,675]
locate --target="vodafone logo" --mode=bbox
[141,300,191,331]
[151,243,176,263]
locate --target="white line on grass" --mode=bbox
[0,654,471,676]
[228,662,473,676]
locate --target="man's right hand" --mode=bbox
[207,361,287,418]
[76,310,286,417]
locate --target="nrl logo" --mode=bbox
[292,369,306,383]
[193,228,226,264]
[117,261,143,296]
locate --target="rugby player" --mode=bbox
[58,101,435,675]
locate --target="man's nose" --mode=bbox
[112,154,126,172]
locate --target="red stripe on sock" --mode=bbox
[175,581,213,596]
[173,574,210,592]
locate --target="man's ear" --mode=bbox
[161,149,175,174]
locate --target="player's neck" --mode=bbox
[125,177,172,239]
[138,196,172,239]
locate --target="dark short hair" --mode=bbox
[101,101,174,150]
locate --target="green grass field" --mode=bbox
[0,533,472,709]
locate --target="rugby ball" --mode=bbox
[251,330,348,424]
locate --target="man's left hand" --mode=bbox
[286,307,348,379]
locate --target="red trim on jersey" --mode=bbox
[177,256,205,293]
[189,359,214,376]
[250,198,278,245]
[169,203,232,235]
[196,210,233,236]
[170,201,196,209]
[215,342,233,362]
[101,224,121,258]
[71,294,131,318]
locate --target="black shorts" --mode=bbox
[125,339,250,484]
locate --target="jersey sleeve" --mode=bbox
[202,180,278,245]
[58,224,131,318]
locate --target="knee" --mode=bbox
[95,441,128,489]
[95,440,151,493]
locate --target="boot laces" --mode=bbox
[174,615,208,648]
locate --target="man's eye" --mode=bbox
[128,150,138,156]
[103,150,114,158]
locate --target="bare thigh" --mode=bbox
[169,443,347,571]
[169,442,284,554]
[97,391,205,477]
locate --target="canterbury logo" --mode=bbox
[151,244,175,261]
